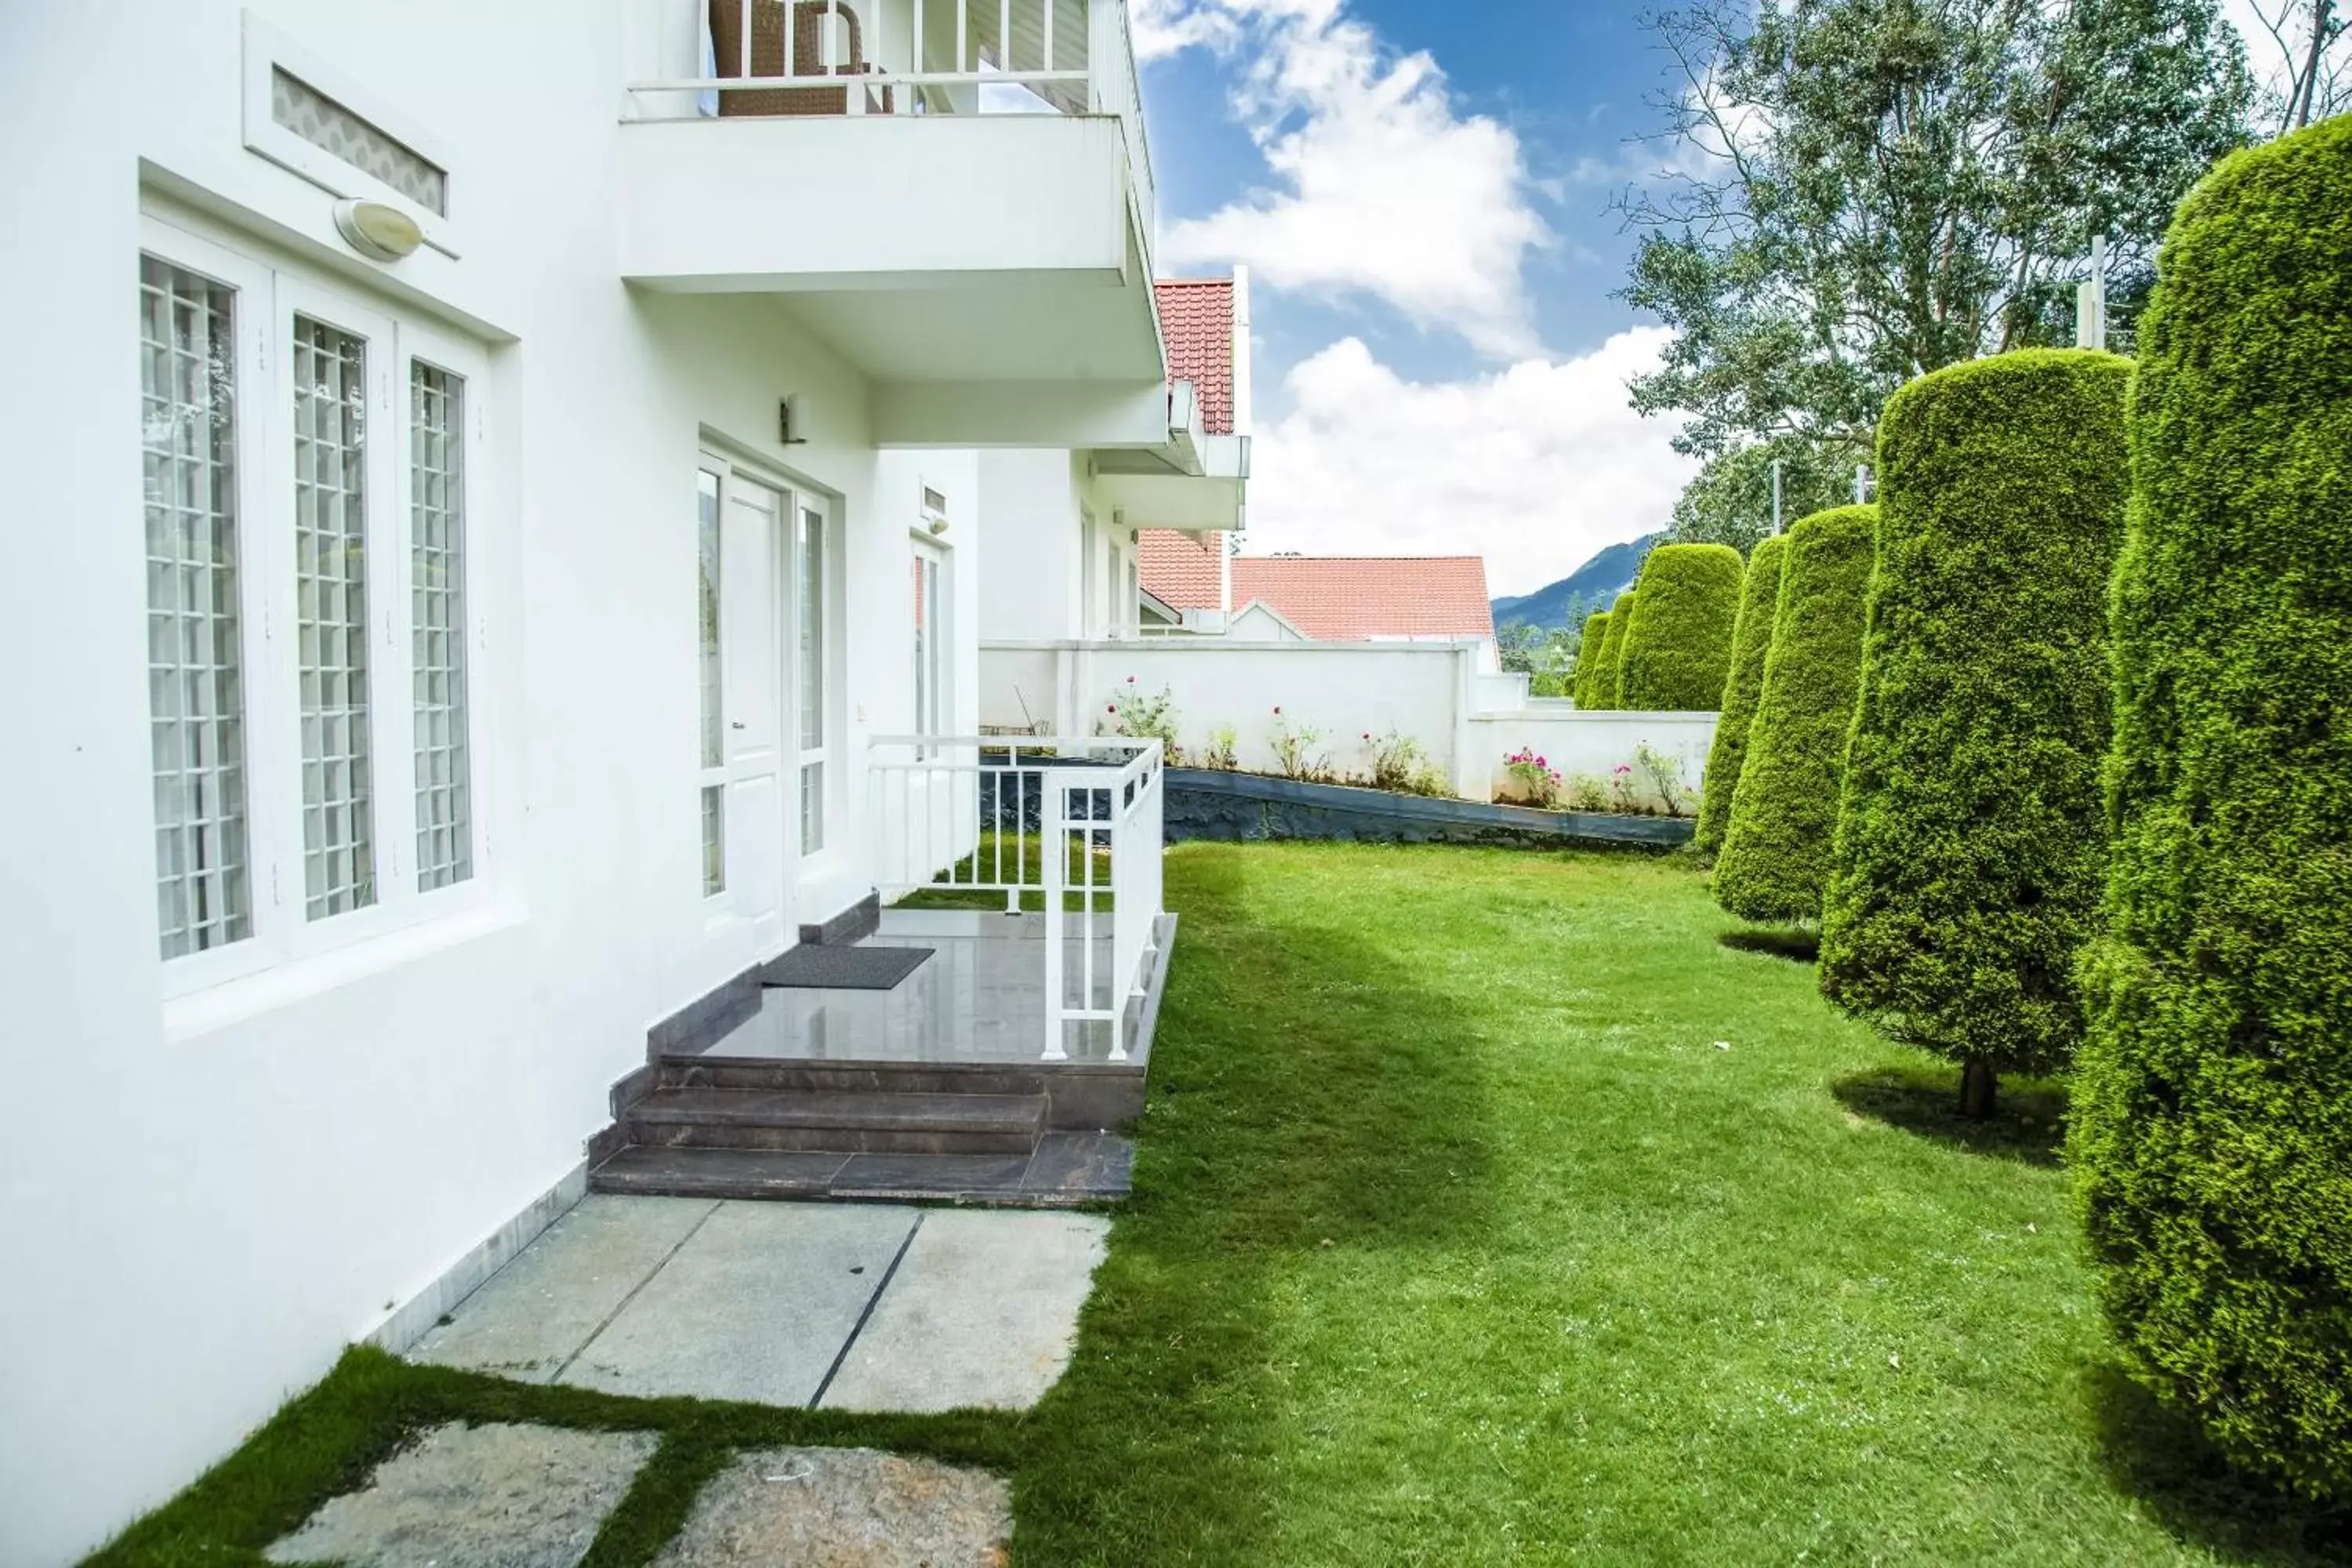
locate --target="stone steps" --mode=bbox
[622,1086,1047,1156]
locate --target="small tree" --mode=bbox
[1693,534,1789,856]
[1712,506,1875,923]
[1592,593,1637,709]
[1617,543,1744,710]
[1818,348,2132,1116]
[2070,117,2352,1501]
[1570,612,1610,709]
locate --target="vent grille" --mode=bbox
[271,68,447,216]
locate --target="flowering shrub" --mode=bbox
[1199,725,1240,771]
[1608,761,1640,814]
[1269,708,1332,782]
[1564,773,1610,812]
[1635,742,1697,818]
[1368,728,1449,797]
[1503,747,1564,808]
[1104,677,1182,762]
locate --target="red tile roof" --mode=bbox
[1230,556,1496,642]
[1138,528,1225,611]
[1154,278,1236,436]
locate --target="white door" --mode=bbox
[703,459,789,953]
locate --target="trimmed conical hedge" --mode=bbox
[1818,348,2132,1112]
[1592,592,1636,709]
[1618,543,1744,710]
[2069,117,2352,1501]
[1693,535,1789,856]
[1570,612,1610,710]
[1712,506,1875,922]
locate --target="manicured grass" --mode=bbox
[90,845,2347,1564]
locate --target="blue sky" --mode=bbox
[1129,0,1703,596]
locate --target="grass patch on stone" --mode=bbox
[90,844,2350,1564]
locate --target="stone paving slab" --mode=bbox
[557,1202,916,1406]
[648,1446,1010,1567]
[263,1421,658,1568]
[821,1210,1109,1412]
[410,1197,719,1382]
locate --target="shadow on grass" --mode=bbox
[1830,1064,2068,1168]
[2087,1366,2352,1567]
[1719,927,1820,963]
[1009,843,1499,1561]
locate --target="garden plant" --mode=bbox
[1592,591,1637,707]
[1712,505,1875,924]
[1570,611,1610,708]
[1818,349,2132,1117]
[1617,543,1744,710]
[1693,533,1789,856]
[2068,117,2352,1502]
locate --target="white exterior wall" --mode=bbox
[980,641,1719,804]
[0,3,989,1559]
[975,448,1138,649]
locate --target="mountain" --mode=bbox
[1491,532,1666,630]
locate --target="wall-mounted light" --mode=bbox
[331,198,423,263]
[778,396,809,447]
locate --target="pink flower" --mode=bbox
[1273,706,1283,715]
[1107,703,1117,713]
[1536,756,1547,768]
[1615,764,1632,775]
[1363,731,1373,741]
[1127,675,1137,684]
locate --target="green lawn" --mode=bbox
[93,844,2347,1565]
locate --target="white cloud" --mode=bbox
[1149,0,1550,358]
[1243,329,1700,598]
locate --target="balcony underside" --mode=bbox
[620,115,1164,438]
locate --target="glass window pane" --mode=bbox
[702,784,725,896]
[141,256,252,959]
[293,314,376,918]
[798,506,824,752]
[699,472,723,768]
[800,762,825,855]
[410,361,472,891]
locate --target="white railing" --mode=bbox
[624,0,1155,248]
[867,735,1164,1060]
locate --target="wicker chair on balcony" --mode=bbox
[708,0,892,117]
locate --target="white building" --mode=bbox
[0,2,1181,1559]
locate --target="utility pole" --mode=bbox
[2077,234,2108,351]
[1771,458,1784,535]
[1854,463,1871,506]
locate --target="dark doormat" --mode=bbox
[757,943,934,991]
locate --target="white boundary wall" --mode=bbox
[982,641,1719,805]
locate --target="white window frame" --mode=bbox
[695,459,730,907]
[910,531,953,746]
[143,215,494,1003]
[793,495,841,869]
[239,13,463,257]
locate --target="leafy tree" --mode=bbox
[2070,117,2352,1500]
[2243,0,2350,132]
[1618,0,2252,466]
[1693,534,1788,855]
[1712,506,1875,922]
[1818,349,2132,1117]
[1570,613,1610,708]
[1671,437,1856,553]
[1498,620,1582,695]
[1594,593,1639,708]
[1618,543,1746,710]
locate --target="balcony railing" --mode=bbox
[867,735,1165,1061]
[626,0,1155,252]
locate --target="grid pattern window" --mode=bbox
[270,68,448,216]
[409,361,470,891]
[140,257,252,959]
[292,315,376,919]
[797,505,826,854]
[701,786,725,898]
[911,550,945,738]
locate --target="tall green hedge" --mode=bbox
[1592,593,1636,709]
[1817,348,2132,1113]
[2069,118,2352,1500]
[1617,543,1744,710]
[1693,535,1789,856]
[1712,506,1875,923]
[1570,612,1610,710]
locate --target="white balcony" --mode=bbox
[619,0,1169,442]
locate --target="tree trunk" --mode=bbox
[1958,1058,1999,1120]
[2293,0,2333,129]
